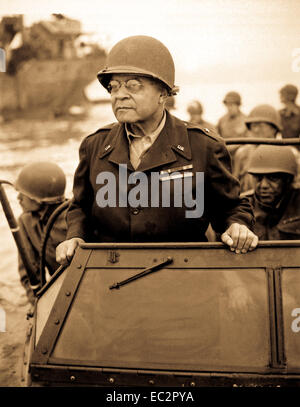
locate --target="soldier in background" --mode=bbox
[186,100,215,132]
[16,162,68,304]
[278,84,300,139]
[232,104,282,192]
[217,91,248,139]
[243,145,300,240]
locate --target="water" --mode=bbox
[0,103,116,302]
[0,102,117,386]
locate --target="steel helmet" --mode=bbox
[223,91,241,105]
[15,162,66,204]
[187,100,203,115]
[248,145,297,177]
[280,84,298,102]
[97,35,178,95]
[245,104,282,132]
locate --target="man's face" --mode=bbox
[249,122,277,138]
[280,91,295,105]
[280,92,288,105]
[17,192,41,212]
[224,102,239,117]
[109,74,165,125]
[252,173,286,205]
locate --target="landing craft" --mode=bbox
[0,14,109,119]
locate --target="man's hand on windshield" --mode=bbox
[56,237,85,265]
[221,223,258,253]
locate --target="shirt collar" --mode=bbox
[125,110,166,144]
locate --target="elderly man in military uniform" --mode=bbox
[243,145,300,240]
[56,36,258,265]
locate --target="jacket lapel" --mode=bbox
[137,112,192,172]
[99,112,192,173]
[99,123,135,171]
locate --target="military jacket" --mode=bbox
[244,188,300,240]
[217,111,248,139]
[67,111,254,243]
[279,104,300,139]
[232,145,256,193]
[18,204,68,288]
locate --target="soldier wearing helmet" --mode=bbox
[242,145,300,240]
[278,84,300,139]
[245,104,282,137]
[15,162,68,304]
[233,104,282,193]
[186,100,215,132]
[56,35,258,265]
[217,91,248,140]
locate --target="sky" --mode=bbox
[1,0,300,119]
[2,0,300,81]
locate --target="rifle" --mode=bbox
[0,180,40,287]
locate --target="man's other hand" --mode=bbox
[56,238,85,265]
[221,223,258,253]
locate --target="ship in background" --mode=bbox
[0,14,109,119]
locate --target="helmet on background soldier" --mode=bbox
[248,145,297,178]
[15,162,66,204]
[245,104,282,133]
[223,91,241,106]
[187,100,203,116]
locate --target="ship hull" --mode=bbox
[0,56,106,117]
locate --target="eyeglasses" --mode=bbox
[107,78,144,94]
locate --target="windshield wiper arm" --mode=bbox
[109,256,173,290]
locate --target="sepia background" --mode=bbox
[0,0,300,386]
